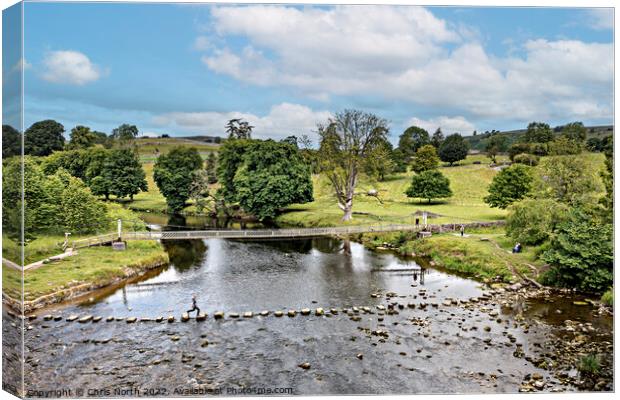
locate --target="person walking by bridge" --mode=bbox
[187,294,201,316]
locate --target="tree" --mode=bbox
[67,125,97,149]
[92,131,110,147]
[410,144,440,173]
[484,134,508,164]
[548,136,582,156]
[599,137,613,220]
[24,119,65,156]
[484,164,533,209]
[508,143,532,161]
[398,125,430,160]
[60,176,107,234]
[534,155,600,205]
[438,133,469,166]
[111,124,139,144]
[431,128,444,148]
[205,152,218,184]
[561,122,587,143]
[2,125,21,158]
[363,136,395,181]
[391,148,408,173]
[541,207,612,293]
[506,198,568,245]
[102,148,148,200]
[317,110,389,221]
[232,140,313,220]
[523,122,554,144]
[405,170,452,203]
[226,118,253,139]
[188,170,211,213]
[154,147,203,213]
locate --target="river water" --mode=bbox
[4,216,613,396]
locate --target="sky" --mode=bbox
[2,2,614,144]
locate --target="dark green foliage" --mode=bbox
[2,125,21,158]
[508,143,532,161]
[232,140,313,220]
[534,156,600,205]
[42,147,108,184]
[217,139,252,203]
[431,128,444,148]
[410,144,439,173]
[512,153,539,166]
[205,152,218,184]
[92,131,111,148]
[364,136,396,181]
[484,164,533,209]
[101,148,148,199]
[226,118,253,139]
[111,124,139,141]
[154,147,204,213]
[541,208,613,293]
[67,125,97,149]
[506,198,568,245]
[561,122,587,143]
[586,135,612,152]
[391,148,408,173]
[405,170,452,203]
[398,125,430,160]
[599,137,613,220]
[24,119,65,156]
[60,175,108,234]
[578,354,601,376]
[548,136,582,156]
[438,133,469,166]
[523,122,554,144]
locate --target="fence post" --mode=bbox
[117,219,122,240]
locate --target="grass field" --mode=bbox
[2,241,168,302]
[135,137,219,163]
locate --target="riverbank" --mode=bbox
[358,227,542,284]
[2,241,168,313]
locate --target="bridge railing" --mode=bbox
[71,233,118,249]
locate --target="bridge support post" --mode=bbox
[117,219,122,240]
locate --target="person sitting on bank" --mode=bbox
[512,243,522,253]
[187,294,200,316]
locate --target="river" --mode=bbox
[3,215,613,396]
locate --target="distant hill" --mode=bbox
[464,124,613,151]
[178,135,222,144]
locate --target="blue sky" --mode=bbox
[3,2,614,144]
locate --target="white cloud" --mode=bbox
[41,50,102,85]
[406,116,475,135]
[153,102,332,141]
[193,36,211,51]
[199,5,613,122]
[588,9,613,30]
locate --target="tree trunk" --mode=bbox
[340,199,353,221]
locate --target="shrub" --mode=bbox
[601,288,613,306]
[578,354,601,376]
[513,153,539,166]
[506,198,568,245]
[508,143,532,161]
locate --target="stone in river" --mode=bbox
[287,310,297,317]
[43,315,53,321]
[92,316,102,323]
[228,312,239,319]
[300,308,311,316]
[315,308,325,316]
[243,312,253,318]
[53,315,62,321]
[155,316,164,322]
[356,353,364,360]
[171,336,180,342]
[126,317,137,323]
[78,315,93,323]
[274,311,284,317]
[167,315,175,323]
[214,311,224,319]
[196,313,207,321]
[298,362,311,369]
[106,316,114,322]
[181,313,190,322]
[330,308,339,315]
[66,315,78,322]
[260,311,269,316]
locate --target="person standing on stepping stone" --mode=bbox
[187,294,200,316]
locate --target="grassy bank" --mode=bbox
[2,241,168,303]
[359,227,542,283]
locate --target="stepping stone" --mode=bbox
[300,308,311,316]
[92,316,102,323]
[140,317,152,322]
[196,313,207,321]
[228,312,239,318]
[66,315,78,322]
[214,311,224,319]
[330,308,339,314]
[167,315,175,323]
[106,316,114,322]
[287,310,296,317]
[126,317,137,323]
[53,315,62,321]
[274,311,284,317]
[43,315,53,321]
[243,312,253,318]
[298,362,311,369]
[155,316,163,322]
[181,313,190,322]
[259,311,269,316]
[315,308,324,316]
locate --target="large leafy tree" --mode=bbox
[484,134,509,163]
[484,164,533,209]
[431,128,444,149]
[231,140,313,220]
[67,125,97,149]
[506,198,568,245]
[101,148,148,200]
[542,207,613,293]
[111,124,139,144]
[60,176,107,234]
[363,136,396,181]
[24,119,65,156]
[2,125,21,158]
[523,121,554,144]
[226,118,253,139]
[205,152,218,184]
[154,147,204,213]
[317,109,389,221]
[561,121,587,143]
[438,133,469,166]
[398,125,430,160]
[534,155,600,205]
[410,144,440,173]
[405,169,452,203]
